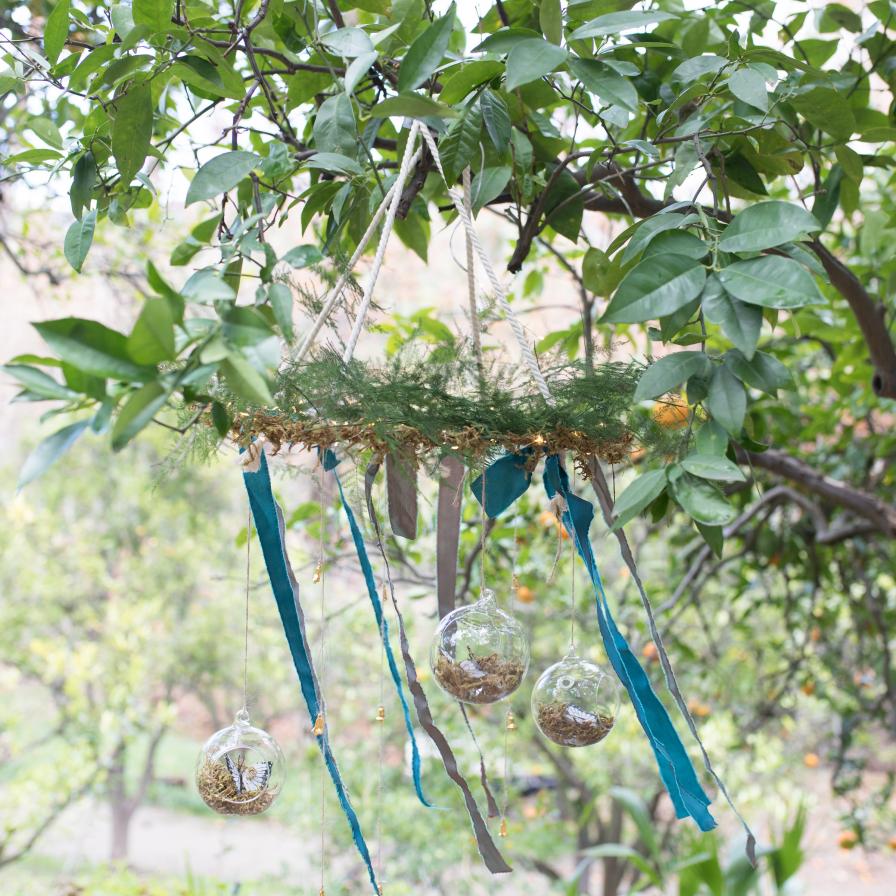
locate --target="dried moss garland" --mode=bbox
[223,352,651,465]
[196,759,274,815]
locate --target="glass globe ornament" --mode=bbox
[195,708,285,815]
[430,588,530,704]
[532,651,621,747]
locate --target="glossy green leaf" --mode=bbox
[602,255,706,323]
[717,256,824,309]
[63,210,97,274]
[706,365,746,435]
[439,104,483,183]
[568,58,638,112]
[127,297,176,365]
[185,151,259,205]
[18,420,90,489]
[2,364,79,400]
[321,27,374,58]
[70,152,96,219]
[611,469,667,529]
[680,454,746,482]
[702,276,762,359]
[791,87,856,141]
[44,0,71,65]
[480,89,511,152]
[111,382,169,450]
[471,165,511,212]
[268,282,295,341]
[220,355,274,406]
[540,0,562,44]
[727,67,768,111]
[397,3,456,92]
[281,245,323,268]
[439,61,504,104]
[35,318,152,381]
[505,38,568,90]
[370,94,455,119]
[725,349,795,394]
[132,0,173,33]
[569,10,677,40]
[718,201,820,252]
[671,474,737,525]
[634,351,708,401]
[112,82,153,185]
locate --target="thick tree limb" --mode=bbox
[737,448,896,537]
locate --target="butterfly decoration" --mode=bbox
[224,753,273,794]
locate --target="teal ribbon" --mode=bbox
[323,450,431,807]
[474,451,716,832]
[243,452,380,893]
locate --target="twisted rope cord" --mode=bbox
[343,120,422,363]
[295,139,424,364]
[419,127,553,406]
[461,167,483,378]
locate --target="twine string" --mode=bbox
[318,460,327,895]
[243,506,252,713]
[462,167,484,381]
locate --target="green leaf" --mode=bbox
[717,256,824,309]
[725,349,794,394]
[45,0,71,65]
[569,10,677,40]
[791,87,856,142]
[320,27,374,58]
[313,92,359,155]
[696,419,728,456]
[727,67,768,111]
[702,276,762,359]
[602,255,706,324]
[306,151,364,175]
[505,38,568,90]
[621,213,697,263]
[2,364,79,400]
[680,454,746,482]
[268,282,294,341]
[211,401,231,438]
[63,210,97,273]
[696,522,724,557]
[110,382,169,450]
[18,420,90,489]
[439,61,504,104]
[706,366,746,435]
[718,200,820,253]
[540,0,562,44]
[611,469,667,529]
[281,245,323,268]
[671,475,737,526]
[127,297,176,365]
[397,3,456,92]
[132,0,173,33]
[112,82,153,185]
[185,151,259,205]
[370,93,455,119]
[568,58,638,112]
[70,152,97,219]
[35,318,152,381]
[634,351,708,401]
[439,104,483,182]
[220,355,274,406]
[480,89,511,152]
[470,166,511,213]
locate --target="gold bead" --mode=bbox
[319,889,325,896]
[313,561,323,584]
[312,712,325,736]
[499,818,508,838]
[375,705,385,722]
[506,711,516,731]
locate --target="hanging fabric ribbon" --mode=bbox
[324,450,431,808]
[362,459,512,874]
[242,451,380,894]
[472,451,716,833]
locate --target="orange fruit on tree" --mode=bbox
[803,752,820,768]
[801,681,816,696]
[888,835,896,851]
[516,585,535,604]
[652,399,689,429]
[642,642,659,661]
[837,830,858,850]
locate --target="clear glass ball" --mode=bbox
[195,708,285,815]
[430,588,530,704]
[532,652,621,747]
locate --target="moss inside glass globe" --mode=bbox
[195,708,285,815]
[532,652,621,747]
[430,588,530,704]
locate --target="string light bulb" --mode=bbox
[375,705,385,722]
[312,712,325,736]
[313,561,323,584]
[499,818,508,838]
